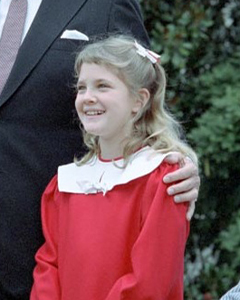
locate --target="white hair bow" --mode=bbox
[134,40,161,64]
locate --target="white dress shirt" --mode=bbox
[0,0,42,41]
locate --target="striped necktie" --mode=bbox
[0,0,28,94]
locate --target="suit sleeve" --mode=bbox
[105,163,190,300]
[30,176,60,300]
[108,0,150,46]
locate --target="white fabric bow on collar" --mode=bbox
[76,180,108,195]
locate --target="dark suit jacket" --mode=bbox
[0,0,149,299]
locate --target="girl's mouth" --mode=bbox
[85,110,105,116]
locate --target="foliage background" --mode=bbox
[139,0,240,298]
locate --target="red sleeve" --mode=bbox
[30,175,61,300]
[105,163,189,300]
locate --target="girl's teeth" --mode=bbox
[86,111,104,115]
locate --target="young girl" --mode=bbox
[31,35,197,300]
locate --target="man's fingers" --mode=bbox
[163,154,199,221]
[166,173,200,196]
[172,188,199,203]
[163,162,198,184]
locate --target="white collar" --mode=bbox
[58,147,173,195]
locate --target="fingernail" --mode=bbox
[168,188,174,195]
[164,176,170,183]
[174,195,180,202]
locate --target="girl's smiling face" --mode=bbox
[75,63,141,153]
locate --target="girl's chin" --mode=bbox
[84,127,101,136]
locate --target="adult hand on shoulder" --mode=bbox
[163,152,200,221]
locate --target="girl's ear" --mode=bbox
[132,88,150,113]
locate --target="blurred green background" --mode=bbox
[139,0,240,298]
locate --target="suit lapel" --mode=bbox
[0,0,87,107]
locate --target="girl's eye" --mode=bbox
[77,85,86,92]
[98,83,110,89]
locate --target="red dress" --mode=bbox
[31,149,189,300]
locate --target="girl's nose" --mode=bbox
[82,89,97,104]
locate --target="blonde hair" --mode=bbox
[74,35,198,165]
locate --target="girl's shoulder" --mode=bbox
[118,146,177,185]
[125,146,173,174]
